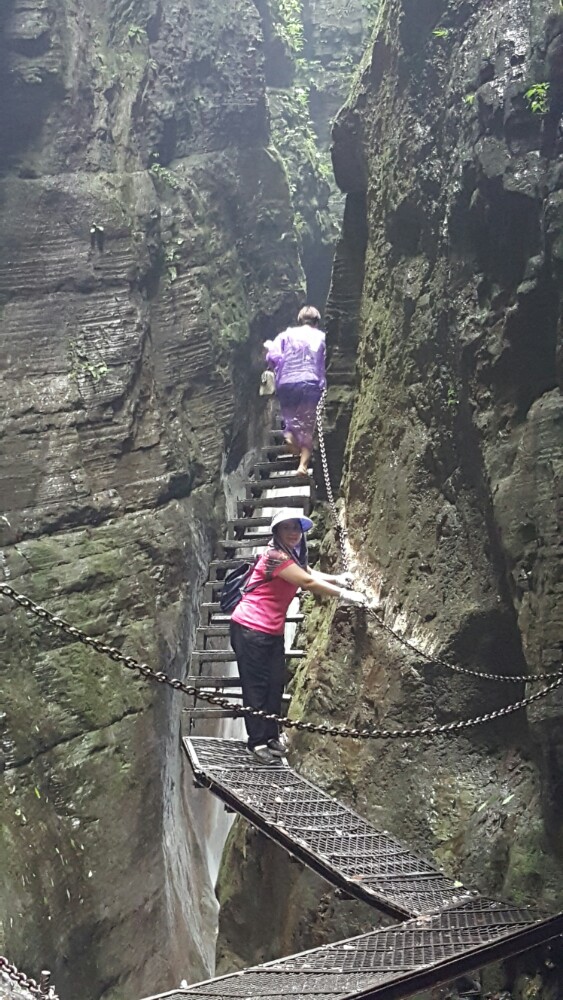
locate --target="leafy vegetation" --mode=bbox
[67,339,109,384]
[432,28,450,38]
[446,385,458,409]
[271,0,304,54]
[267,0,341,260]
[270,90,328,198]
[464,93,476,106]
[149,160,181,190]
[524,82,550,115]
[163,240,184,286]
[362,0,380,19]
[127,24,146,44]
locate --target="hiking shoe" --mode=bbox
[250,745,278,765]
[267,739,287,757]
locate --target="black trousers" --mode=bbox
[230,620,285,749]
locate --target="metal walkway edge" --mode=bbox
[140,902,563,1000]
[183,737,478,921]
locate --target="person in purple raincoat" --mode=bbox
[264,306,326,475]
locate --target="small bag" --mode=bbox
[219,559,264,613]
[259,370,275,396]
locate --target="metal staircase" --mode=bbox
[185,427,313,727]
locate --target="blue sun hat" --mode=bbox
[270,508,313,533]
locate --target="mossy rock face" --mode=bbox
[0,0,310,996]
[257,0,371,304]
[1,502,221,998]
[215,816,382,977]
[0,971,36,1000]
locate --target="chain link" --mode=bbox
[2,584,562,741]
[316,390,350,573]
[0,957,57,999]
[366,606,563,684]
[315,394,563,687]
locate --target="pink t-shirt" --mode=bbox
[231,547,299,635]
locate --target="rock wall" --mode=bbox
[217,1,563,996]
[0,969,37,1000]
[257,0,370,305]
[0,2,305,998]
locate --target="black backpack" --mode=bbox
[219,559,266,613]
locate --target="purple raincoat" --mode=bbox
[264,325,326,449]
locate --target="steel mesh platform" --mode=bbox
[140,900,563,1000]
[183,737,477,919]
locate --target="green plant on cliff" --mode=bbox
[270,89,329,207]
[67,339,109,384]
[270,0,304,54]
[268,0,339,267]
[432,28,450,38]
[446,385,458,409]
[149,160,181,190]
[127,24,146,44]
[524,82,550,114]
[163,242,183,285]
[362,0,380,21]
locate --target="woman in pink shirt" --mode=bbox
[230,508,366,765]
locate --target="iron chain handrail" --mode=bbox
[366,606,563,684]
[2,584,562,741]
[316,389,350,574]
[315,392,563,686]
[0,957,57,999]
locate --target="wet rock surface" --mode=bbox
[217,0,563,995]
[257,0,370,306]
[0,971,37,1000]
[0,1,304,998]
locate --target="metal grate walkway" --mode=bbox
[141,900,563,1000]
[184,737,478,921]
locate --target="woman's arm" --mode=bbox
[264,332,285,369]
[308,568,350,586]
[277,562,343,598]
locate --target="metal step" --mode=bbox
[185,696,291,721]
[253,459,299,476]
[192,649,305,664]
[186,709,239,720]
[198,602,304,625]
[258,445,293,459]
[203,581,227,600]
[237,495,311,514]
[227,515,273,540]
[199,602,225,623]
[187,675,242,688]
[183,737,472,919]
[192,689,288,701]
[228,515,273,531]
[216,536,270,554]
[245,474,312,494]
[196,626,231,638]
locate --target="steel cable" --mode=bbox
[2,584,562,741]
